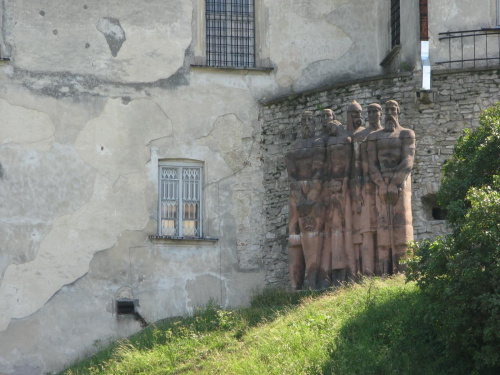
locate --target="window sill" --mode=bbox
[380,45,401,67]
[148,235,219,245]
[191,64,274,73]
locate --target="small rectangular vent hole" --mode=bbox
[116,299,135,315]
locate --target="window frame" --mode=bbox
[157,161,204,239]
[205,0,256,68]
[497,0,500,26]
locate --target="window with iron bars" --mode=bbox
[158,163,203,238]
[206,0,255,67]
[390,0,400,48]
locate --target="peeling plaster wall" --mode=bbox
[0,0,405,373]
[265,0,387,92]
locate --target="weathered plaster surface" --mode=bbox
[0,144,95,279]
[266,0,387,92]
[267,1,351,88]
[0,98,54,150]
[200,114,252,172]
[0,98,173,332]
[6,1,193,83]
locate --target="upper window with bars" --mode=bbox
[390,0,401,48]
[158,162,203,238]
[206,0,255,67]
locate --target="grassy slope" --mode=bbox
[62,276,453,375]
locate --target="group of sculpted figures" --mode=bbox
[286,100,415,290]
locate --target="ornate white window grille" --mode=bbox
[158,163,202,237]
[206,0,255,67]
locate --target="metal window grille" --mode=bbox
[159,165,202,237]
[391,0,400,48]
[436,28,500,68]
[206,0,255,67]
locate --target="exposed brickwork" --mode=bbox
[260,67,500,287]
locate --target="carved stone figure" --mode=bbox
[320,110,351,286]
[357,103,384,275]
[286,100,415,289]
[366,100,415,274]
[286,111,326,290]
[346,100,364,277]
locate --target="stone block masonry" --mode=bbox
[260,67,500,287]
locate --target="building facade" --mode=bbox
[0,1,498,373]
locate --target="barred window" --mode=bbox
[206,0,255,67]
[390,0,400,48]
[158,163,203,238]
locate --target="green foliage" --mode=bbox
[406,103,500,372]
[438,102,500,227]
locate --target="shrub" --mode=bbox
[437,103,500,227]
[406,103,500,372]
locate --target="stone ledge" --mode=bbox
[148,235,218,245]
[432,64,500,76]
[191,64,274,73]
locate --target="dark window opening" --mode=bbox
[206,0,255,67]
[422,193,447,221]
[391,0,400,48]
[432,207,448,220]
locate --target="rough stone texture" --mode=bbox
[261,68,500,287]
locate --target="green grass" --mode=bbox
[62,276,454,375]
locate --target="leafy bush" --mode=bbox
[406,103,500,372]
[437,103,500,227]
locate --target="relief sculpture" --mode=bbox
[286,100,415,290]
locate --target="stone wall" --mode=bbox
[261,67,500,287]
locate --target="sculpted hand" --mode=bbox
[387,184,399,206]
[379,185,388,205]
[358,189,365,206]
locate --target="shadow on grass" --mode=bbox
[321,286,472,375]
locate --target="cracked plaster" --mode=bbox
[267,1,352,88]
[0,98,173,332]
[0,98,55,151]
[6,0,193,83]
[199,113,253,173]
[0,143,96,280]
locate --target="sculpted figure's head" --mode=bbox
[322,109,335,134]
[329,179,342,194]
[385,100,400,119]
[347,100,363,132]
[384,100,401,132]
[385,115,398,132]
[367,103,382,130]
[301,111,314,139]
